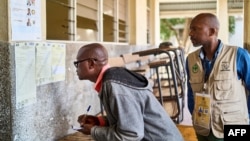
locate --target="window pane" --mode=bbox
[76,16,97,41]
[46,0,74,40]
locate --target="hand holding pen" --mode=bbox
[77,105,100,135]
[81,105,91,124]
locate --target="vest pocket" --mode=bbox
[213,111,243,132]
[213,80,233,100]
[221,112,245,127]
[213,114,223,132]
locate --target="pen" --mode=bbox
[71,106,92,130]
[82,105,91,124]
[86,105,91,113]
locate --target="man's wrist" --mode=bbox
[97,116,106,126]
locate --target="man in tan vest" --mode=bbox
[186,13,250,141]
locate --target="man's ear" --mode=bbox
[209,28,217,36]
[88,59,95,69]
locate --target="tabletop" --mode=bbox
[132,47,178,57]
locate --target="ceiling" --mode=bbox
[159,0,244,18]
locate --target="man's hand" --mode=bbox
[77,115,100,135]
[76,123,95,135]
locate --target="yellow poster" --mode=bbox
[36,42,52,85]
[51,43,66,82]
[193,93,210,129]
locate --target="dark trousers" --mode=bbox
[196,131,223,141]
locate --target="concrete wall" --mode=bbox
[0,42,12,140]
[0,41,153,141]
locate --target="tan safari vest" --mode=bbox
[187,45,249,138]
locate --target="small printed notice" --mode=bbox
[10,0,41,41]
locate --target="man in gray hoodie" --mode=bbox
[75,43,184,141]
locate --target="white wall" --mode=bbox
[229,16,243,47]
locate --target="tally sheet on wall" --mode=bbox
[50,43,66,82]
[11,0,41,41]
[15,42,36,109]
[35,42,52,85]
[36,43,66,85]
[15,42,66,109]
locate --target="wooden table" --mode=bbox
[133,47,180,56]
[57,132,94,141]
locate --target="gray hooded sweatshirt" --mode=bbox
[91,67,184,141]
